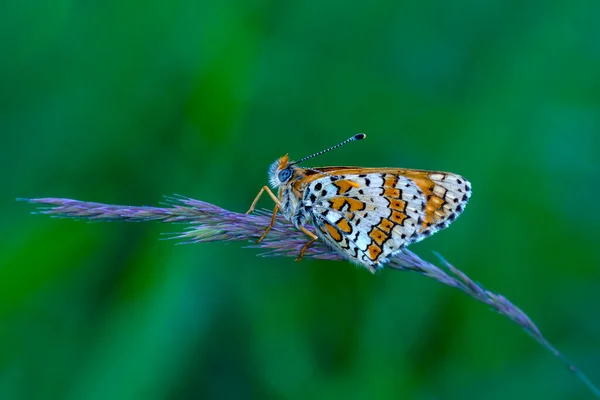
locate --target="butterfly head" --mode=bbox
[269,154,296,188]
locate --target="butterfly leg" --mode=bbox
[246,186,283,243]
[295,225,319,262]
[246,186,281,214]
[255,203,279,244]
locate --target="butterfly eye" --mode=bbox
[278,168,293,182]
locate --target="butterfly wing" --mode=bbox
[302,168,471,272]
[401,169,471,237]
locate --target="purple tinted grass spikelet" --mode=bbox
[19,196,600,398]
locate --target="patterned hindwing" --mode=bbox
[300,173,427,272]
[403,170,472,241]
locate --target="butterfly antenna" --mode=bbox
[290,133,366,166]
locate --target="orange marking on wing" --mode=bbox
[422,215,435,227]
[334,180,359,194]
[367,243,382,260]
[337,218,352,233]
[324,222,342,242]
[331,197,365,212]
[346,198,365,212]
[390,210,407,225]
[384,174,398,188]
[369,227,387,246]
[423,195,446,225]
[428,195,445,209]
[329,197,346,211]
[384,187,400,198]
[389,199,406,211]
[379,218,394,234]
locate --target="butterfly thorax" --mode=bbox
[269,155,318,226]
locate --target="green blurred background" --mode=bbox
[2,0,599,399]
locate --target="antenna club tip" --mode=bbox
[354,133,366,140]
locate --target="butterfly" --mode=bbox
[246,134,471,273]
